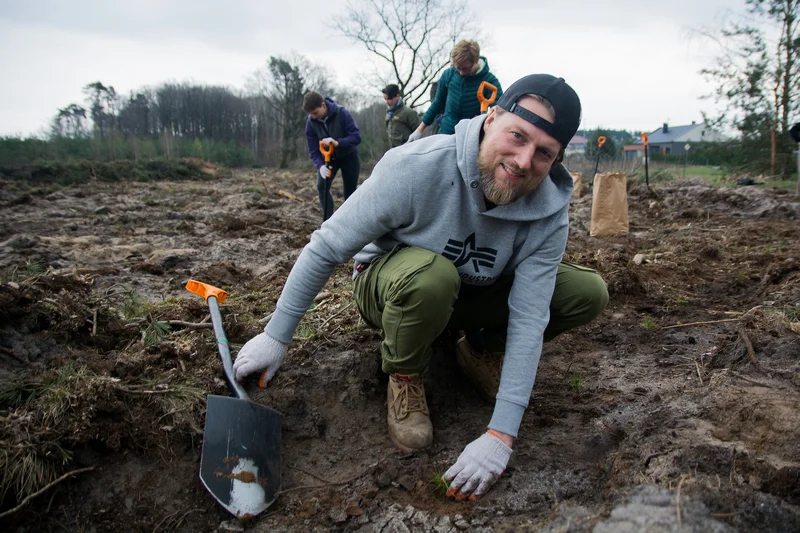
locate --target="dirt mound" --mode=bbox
[1,172,799,532]
[0,158,213,185]
[634,180,800,219]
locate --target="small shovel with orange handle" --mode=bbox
[477,81,498,113]
[319,140,334,221]
[591,135,607,187]
[185,279,282,518]
[641,132,650,189]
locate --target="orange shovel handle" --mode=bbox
[319,140,334,164]
[477,81,498,113]
[186,279,228,303]
[597,136,607,148]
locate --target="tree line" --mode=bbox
[0,62,394,168]
[31,55,390,168]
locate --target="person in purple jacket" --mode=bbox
[303,92,362,221]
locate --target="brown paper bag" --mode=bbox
[570,172,582,198]
[590,172,629,236]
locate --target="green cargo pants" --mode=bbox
[353,246,609,375]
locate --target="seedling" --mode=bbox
[24,259,45,275]
[121,292,148,320]
[295,323,316,340]
[781,305,800,322]
[3,259,46,283]
[568,374,584,393]
[641,317,657,331]
[430,471,451,497]
[142,320,171,345]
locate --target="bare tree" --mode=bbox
[248,53,333,168]
[335,0,481,109]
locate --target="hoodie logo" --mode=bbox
[442,233,498,273]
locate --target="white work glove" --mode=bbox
[319,165,332,179]
[444,432,512,500]
[232,332,288,384]
[406,129,424,143]
[321,137,339,147]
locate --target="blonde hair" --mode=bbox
[450,40,480,68]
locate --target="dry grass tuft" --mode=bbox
[0,439,72,504]
[745,305,800,335]
[150,383,206,434]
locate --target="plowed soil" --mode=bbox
[1,166,799,532]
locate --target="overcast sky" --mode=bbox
[0,0,741,137]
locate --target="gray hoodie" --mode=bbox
[266,113,573,437]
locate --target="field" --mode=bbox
[1,164,799,532]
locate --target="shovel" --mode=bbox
[319,140,334,221]
[185,279,282,518]
[591,135,607,187]
[477,81,498,113]
[641,132,650,189]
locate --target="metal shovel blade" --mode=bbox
[200,394,282,518]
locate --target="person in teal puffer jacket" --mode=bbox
[408,40,503,140]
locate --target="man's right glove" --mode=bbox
[444,431,512,499]
[233,332,288,384]
[319,165,332,179]
[406,129,424,143]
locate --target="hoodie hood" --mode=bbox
[309,97,339,122]
[471,57,488,77]
[454,114,574,222]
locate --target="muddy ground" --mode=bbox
[1,163,799,533]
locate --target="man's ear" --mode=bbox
[484,107,498,129]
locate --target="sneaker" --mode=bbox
[456,335,503,403]
[387,373,433,452]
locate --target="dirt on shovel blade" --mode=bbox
[0,166,799,532]
[199,394,281,518]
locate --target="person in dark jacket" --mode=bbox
[408,40,502,140]
[382,84,421,148]
[303,92,362,221]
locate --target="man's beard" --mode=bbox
[478,152,538,205]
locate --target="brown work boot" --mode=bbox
[386,373,433,452]
[456,335,503,403]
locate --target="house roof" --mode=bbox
[635,123,698,144]
[569,135,589,144]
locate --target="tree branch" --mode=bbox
[0,467,95,519]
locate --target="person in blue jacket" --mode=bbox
[303,92,362,221]
[408,40,502,141]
